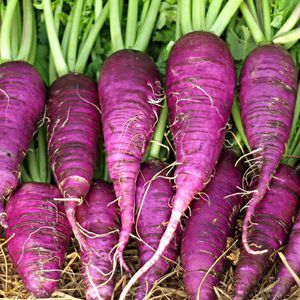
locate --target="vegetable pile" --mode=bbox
[0,0,300,299]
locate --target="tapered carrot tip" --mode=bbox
[118,249,131,273]
[65,202,90,253]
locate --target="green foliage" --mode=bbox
[226,17,256,61]
[271,0,299,29]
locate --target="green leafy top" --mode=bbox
[0,0,37,64]
[239,0,300,46]
[42,0,109,79]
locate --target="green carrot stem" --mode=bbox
[125,0,139,48]
[255,0,263,29]
[192,0,206,31]
[75,2,109,73]
[231,97,251,152]
[95,0,103,18]
[246,0,259,23]
[103,160,110,182]
[240,2,265,44]
[287,82,300,155]
[61,11,73,59]
[275,3,300,37]
[119,0,124,23]
[46,162,52,184]
[273,28,300,44]
[180,0,193,35]
[133,0,161,52]
[11,2,21,59]
[110,0,124,52]
[149,100,168,160]
[289,81,300,143]
[288,135,300,166]
[0,0,18,61]
[17,0,33,61]
[21,165,32,183]
[228,11,238,31]
[206,0,222,29]
[140,0,150,25]
[209,0,243,36]
[78,18,94,55]
[43,0,68,76]
[67,0,84,71]
[26,141,42,182]
[49,0,64,84]
[37,125,48,182]
[27,10,37,65]
[175,1,181,40]
[262,0,271,41]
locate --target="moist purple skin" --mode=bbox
[98,49,162,269]
[118,32,236,297]
[239,45,298,254]
[135,160,180,299]
[234,165,300,300]
[0,61,46,228]
[76,180,119,300]
[6,183,72,298]
[47,73,101,252]
[181,149,243,300]
[271,205,300,299]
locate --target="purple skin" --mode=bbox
[76,180,119,300]
[271,210,300,299]
[98,49,162,270]
[0,61,46,228]
[47,73,101,252]
[5,183,72,298]
[181,149,243,300]
[119,32,236,293]
[135,160,180,299]
[234,165,300,300]
[239,45,298,254]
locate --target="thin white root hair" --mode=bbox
[76,86,102,115]
[135,161,181,240]
[77,222,119,239]
[0,88,10,124]
[17,226,56,265]
[196,240,238,300]
[107,196,121,207]
[129,232,182,270]
[234,148,263,167]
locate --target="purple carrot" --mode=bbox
[119,31,236,299]
[76,180,119,300]
[135,160,180,299]
[5,183,72,297]
[0,61,45,228]
[47,73,101,252]
[98,49,162,269]
[181,149,243,300]
[271,209,300,299]
[234,165,300,300]
[239,45,298,254]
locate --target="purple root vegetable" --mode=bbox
[135,160,180,299]
[0,61,46,228]
[47,73,101,251]
[181,149,243,300]
[239,45,298,254]
[98,49,162,269]
[119,31,236,299]
[76,180,119,300]
[271,210,300,299]
[234,165,300,300]
[5,183,72,298]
